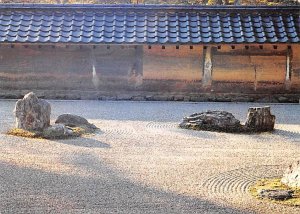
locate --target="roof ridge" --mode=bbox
[0,4,299,11]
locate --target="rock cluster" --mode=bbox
[281,160,300,188]
[179,106,275,133]
[14,92,51,131]
[13,92,97,139]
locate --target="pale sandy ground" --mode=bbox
[0,100,299,214]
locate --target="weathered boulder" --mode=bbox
[244,106,275,132]
[180,106,276,133]
[281,161,300,188]
[14,92,51,131]
[55,114,97,130]
[43,124,73,139]
[258,189,294,200]
[179,111,242,132]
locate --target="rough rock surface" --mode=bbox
[258,189,294,200]
[244,106,275,132]
[55,114,97,130]
[281,161,300,188]
[42,124,73,139]
[14,92,51,131]
[180,106,275,133]
[179,111,242,132]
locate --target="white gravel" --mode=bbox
[0,100,299,214]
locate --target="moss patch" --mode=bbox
[249,178,300,206]
[7,126,94,140]
[7,128,42,138]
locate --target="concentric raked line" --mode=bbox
[100,127,137,138]
[201,165,284,197]
[146,122,178,129]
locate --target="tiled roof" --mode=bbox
[0,4,299,44]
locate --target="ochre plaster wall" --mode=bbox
[0,44,298,101]
[0,44,137,91]
[291,45,300,89]
[143,45,203,81]
[211,44,290,92]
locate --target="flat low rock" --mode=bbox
[258,189,294,200]
[14,92,51,131]
[43,124,73,139]
[179,111,242,133]
[55,114,97,130]
[281,161,300,188]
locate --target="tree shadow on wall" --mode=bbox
[0,155,255,214]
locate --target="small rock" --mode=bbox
[14,92,51,131]
[179,111,242,132]
[43,124,73,139]
[258,189,294,200]
[55,114,97,130]
[281,160,300,188]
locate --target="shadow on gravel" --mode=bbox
[272,129,300,143]
[54,136,110,149]
[0,157,254,214]
[174,129,218,139]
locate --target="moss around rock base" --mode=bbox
[7,125,93,140]
[249,178,300,206]
[7,128,41,138]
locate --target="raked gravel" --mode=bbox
[0,100,299,214]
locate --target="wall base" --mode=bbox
[0,89,299,103]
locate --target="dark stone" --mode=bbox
[277,96,289,103]
[244,106,275,132]
[180,106,275,133]
[179,111,243,133]
[255,97,279,103]
[258,189,294,201]
[55,114,97,130]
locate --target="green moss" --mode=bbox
[7,128,42,138]
[7,126,94,140]
[249,178,300,206]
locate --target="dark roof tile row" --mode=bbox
[0,5,298,44]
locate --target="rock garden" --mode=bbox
[4,92,300,210]
[7,92,98,139]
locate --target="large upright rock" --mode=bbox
[281,161,300,188]
[14,92,51,131]
[244,106,275,132]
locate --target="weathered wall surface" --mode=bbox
[143,45,202,81]
[142,45,203,92]
[0,44,299,102]
[212,45,287,93]
[0,44,138,91]
[292,45,300,90]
